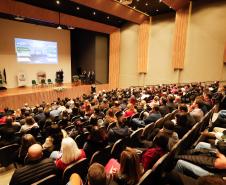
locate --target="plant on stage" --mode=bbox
[53,86,65,92]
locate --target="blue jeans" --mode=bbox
[195,142,212,150]
[174,159,214,177]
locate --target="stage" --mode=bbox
[0,83,109,110]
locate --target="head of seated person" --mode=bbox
[25,116,36,126]
[178,104,188,113]
[162,121,175,135]
[175,112,188,127]
[153,133,169,151]
[26,144,43,163]
[88,163,107,185]
[118,147,143,185]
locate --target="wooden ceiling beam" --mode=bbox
[70,0,149,24]
[162,0,190,10]
[0,0,117,34]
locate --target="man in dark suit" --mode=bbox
[9,144,58,185]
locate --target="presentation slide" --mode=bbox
[15,38,58,64]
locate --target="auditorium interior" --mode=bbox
[0,0,226,185]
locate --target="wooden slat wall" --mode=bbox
[172,2,191,70]
[0,84,109,109]
[70,0,149,24]
[137,19,151,74]
[109,29,120,90]
[224,43,226,64]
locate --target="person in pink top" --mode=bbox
[55,137,86,171]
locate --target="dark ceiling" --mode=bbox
[14,0,177,29]
[15,0,127,27]
[117,0,175,16]
[3,0,222,30]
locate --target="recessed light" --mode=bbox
[93,11,96,15]
[137,0,139,2]
[76,6,80,10]
[107,16,110,19]
[156,9,159,12]
[145,3,148,6]
[159,0,162,2]
[56,0,60,5]
[14,16,24,21]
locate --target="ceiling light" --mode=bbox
[156,9,159,12]
[76,6,80,10]
[93,11,96,15]
[133,6,136,9]
[57,25,62,30]
[137,0,139,2]
[57,12,62,30]
[14,16,24,21]
[107,16,110,19]
[56,0,60,5]
[159,0,162,2]
[145,3,148,6]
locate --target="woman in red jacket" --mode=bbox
[55,137,86,171]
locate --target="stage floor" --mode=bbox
[0,83,109,110]
[0,83,75,97]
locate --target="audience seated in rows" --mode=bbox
[0,81,225,185]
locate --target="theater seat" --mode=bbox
[0,144,19,168]
[89,145,112,166]
[31,174,58,185]
[62,158,88,184]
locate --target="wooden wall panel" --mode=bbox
[0,0,117,34]
[0,84,109,109]
[224,43,226,64]
[70,0,149,24]
[109,30,120,90]
[137,19,151,73]
[172,2,191,70]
